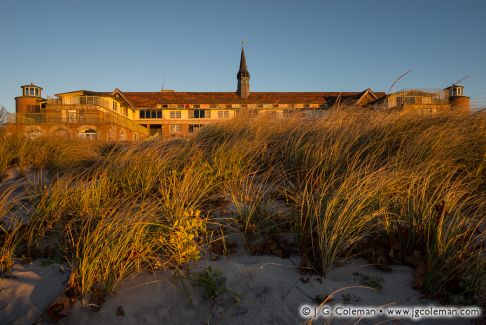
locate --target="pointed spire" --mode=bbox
[237,45,250,79]
[237,43,250,98]
[239,47,249,76]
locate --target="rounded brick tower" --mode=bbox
[445,84,470,112]
[15,83,44,113]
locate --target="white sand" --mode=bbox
[0,252,475,325]
[0,261,67,325]
[60,249,471,325]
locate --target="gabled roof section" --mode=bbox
[111,88,135,108]
[354,88,386,106]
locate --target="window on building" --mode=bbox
[79,128,97,140]
[188,124,204,133]
[140,110,162,119]
[169,124,182,133]
[122,107,128,116]
[113,101,118,111]
[170,111,182,118]
[193,109,206,118]
[217,110,230,119]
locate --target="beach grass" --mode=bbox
[0,108,485,305]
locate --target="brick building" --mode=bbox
[6,47,468,140]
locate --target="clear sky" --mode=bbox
[1,0,486,111]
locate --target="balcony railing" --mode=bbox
[8,111,149,136]
[46,96,112,110]
[395,89,449,106]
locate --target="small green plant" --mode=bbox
[353,272,384,290]
[194,266,240,303]
[158,209,207,267]
[195,266,228,299]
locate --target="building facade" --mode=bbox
[369,84,470,113]
[6,47,468,140]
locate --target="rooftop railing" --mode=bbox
[395,89,449,106]
[46,96,112,110]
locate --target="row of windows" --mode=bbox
[23,87,40,97]
[156,103,317,109]
[139,110,230,119]
[169,124,205,133]
[139,109,313,120]
[449,87,463,96]
[140,110,163,119]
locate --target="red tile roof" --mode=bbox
[121,91,386,107]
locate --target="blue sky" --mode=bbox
[1,0,485,111]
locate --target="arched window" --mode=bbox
[120,130,127,141]
[79,128,97,140]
